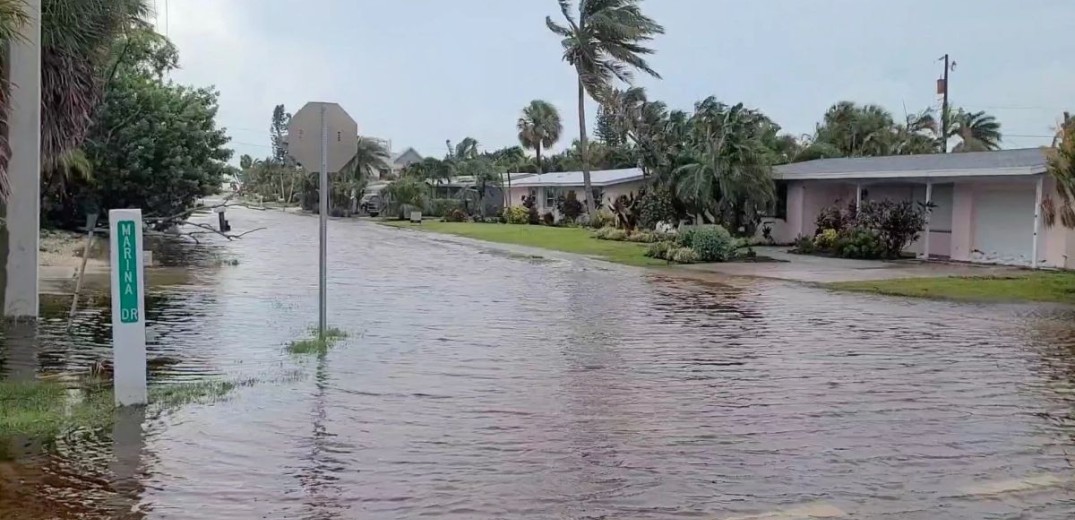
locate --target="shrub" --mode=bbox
[834,228,886,259]
[670,247,699,264]
[427,198,462,218]
[558,191,584,222]
[813,228,839,250]
[592,227,612,240]
[638,186,678,230]
[442,209,468,222]
[857,200,928,257]
[505,206,529,225]
[677,225,735,262]
[645,241,674,259]
[542,212,555,226]
[792,234,816,254]
[605,229,628,241]
[627,231,659,243]
[588,209,616,229]
[815,203,851,234]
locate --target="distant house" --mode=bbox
[506,168,645,214]
[389,147,423,177]
[767,148,1064,268]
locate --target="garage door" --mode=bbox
[972,189,1034,265]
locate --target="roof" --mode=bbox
[775,148,1048,181]
[510,168,644,187]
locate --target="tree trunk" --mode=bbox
[577,77,595,215]
[536,144,544,175]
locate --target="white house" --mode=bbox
[506,168,645,213]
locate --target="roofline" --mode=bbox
[511,174,645,188]
[775,165,1046,181]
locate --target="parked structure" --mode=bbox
[506,168,645,214]
[765,148,1066,268]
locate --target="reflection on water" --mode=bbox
[2,207,1075,519]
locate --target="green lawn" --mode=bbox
[379,221,667,267]
[828,272,1075,304]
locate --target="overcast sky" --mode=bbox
[156,0,1073,162]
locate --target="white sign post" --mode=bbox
[109,209,147,406]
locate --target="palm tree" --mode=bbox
[674,101,774,233]
[949,109,1002,152]
[0,0,148,197]
[546,0,664,215]
[814,101,898,157]
[1045,112,1075,228]
[517,100,562,175]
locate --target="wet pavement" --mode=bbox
[2,207,1075,519]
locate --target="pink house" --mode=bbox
[765,148,1071,268]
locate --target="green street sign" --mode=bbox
[117,220,140,323]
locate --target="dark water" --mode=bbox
[3,207,1075,519]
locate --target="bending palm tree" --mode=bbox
[949,109,1002,152]
[546,0,664,215]
[517,100,562,175]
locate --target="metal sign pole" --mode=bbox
[318,105,329,339]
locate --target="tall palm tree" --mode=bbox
[546,0,664,215]
[814,101,898,157]
[517,99,562,175]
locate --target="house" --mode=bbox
[389,147,423,178]
[766,148,1066,268]
[506,168,646,214]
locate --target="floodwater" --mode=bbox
[3,206,1075,519]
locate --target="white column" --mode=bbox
[923,181,933,259]
[1032,174,1044,268]
[855,183,862,209]
[3,0,42,318]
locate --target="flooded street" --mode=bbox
[3,206,1075,519]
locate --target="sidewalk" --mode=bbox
[676,246,1023,284]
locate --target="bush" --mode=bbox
[677,225,735,262]
[542,212,555,226]
[834,228,886,259]
[427,198,463,218]
[857,200,928,258]
[558,191,584,222]
[588,209,616,229]
[670,247,699,264]
[627,231,659,243]
[815,203,851,234]
[443,209,468,222]
[638,186,678,230]
[792,234,816,254]
[605,229,628,241]
[813,228,839,250]
[505,206,529,225]
[645,241,674,259]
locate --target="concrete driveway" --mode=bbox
[676,246,1024,284]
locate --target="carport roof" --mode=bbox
[775,148,1048,181]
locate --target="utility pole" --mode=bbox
[318,105,328,339]
[3,0,42,318]
[937,54,952,153]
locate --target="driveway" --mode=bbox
[677,246,1024,283]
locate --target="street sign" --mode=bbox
[109,209,147,406]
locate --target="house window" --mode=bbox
[545,187,557,208]
[765,181,788,220]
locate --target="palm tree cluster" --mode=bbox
[796,102,1003,160]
